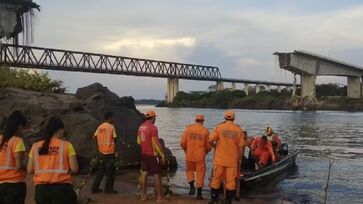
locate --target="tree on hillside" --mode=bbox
[0,66,66,93]
[316,83,346,97]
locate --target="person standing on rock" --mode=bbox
[209,111,245,204]
[180,114,211,200]
[27,117,78,204]
[92,111,118,194]
[137,110,165,202]
[0,111,27,204]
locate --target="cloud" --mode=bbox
[31,0,363,98]
[102,37,196,51]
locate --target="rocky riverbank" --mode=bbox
[23,169,293,204]
[0,83,177,171]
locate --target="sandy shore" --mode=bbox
[25,169,292,204]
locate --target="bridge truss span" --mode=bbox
[0,44,222,80]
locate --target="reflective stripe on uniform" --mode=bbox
[0,138,17,170]
[34,141,68,174]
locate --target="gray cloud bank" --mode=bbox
[29,0,363,99]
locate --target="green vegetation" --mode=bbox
[316,83,346,97]
[169,83,351,109]
[170,89,292,109]
[0,66,66,93]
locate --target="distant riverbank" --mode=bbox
[159,90,363,111]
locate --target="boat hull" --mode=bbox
[240,151,298,184]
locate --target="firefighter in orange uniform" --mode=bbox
[265,127,282,155]
[0,111,27,204]
[180,114,210,200]
[251,135,276,169]
[92,111,118,194]
[137,110,165,202]
[209,111,245,204]
[27,117,78,204]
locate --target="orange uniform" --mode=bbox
[251,136,276,166]
[209,121,244,190]
[268,134,282,153]
[29,137,76,185]
[0,136,26,183]
[180,123,210,188]
[94,122,117,155]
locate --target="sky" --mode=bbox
[24,0,363,99]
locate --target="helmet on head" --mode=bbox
[224,111,235,120]
[266,127,273,135]
[195,114,205,121]
[145,110,156,118]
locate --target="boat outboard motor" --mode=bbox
[279,143,289,156]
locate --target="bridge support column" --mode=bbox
[244,83,249,95]
[231,82,236,91]
[167,78,179,103]
[256,84,260,93]
[292,85,296,96]
[301,75,316,98]
[277,86,282,93]
[266,85,272,92]
[216,81,224,91]
[292,75,297,96]
[347,76,361,98]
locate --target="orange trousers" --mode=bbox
[209,164,237,190]
[186,161,206,188]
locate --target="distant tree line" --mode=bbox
[316,83,347,97]
[168,83,349,108]
[0,66,66,93]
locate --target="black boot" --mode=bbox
[208,188,219,204]
[188,181,195,195]
[196,188,203,200]
[225,190,235,204]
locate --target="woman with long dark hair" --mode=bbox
[27,117,78,204]
[0,111,27,204]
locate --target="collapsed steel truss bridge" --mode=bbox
[0,43,221,81]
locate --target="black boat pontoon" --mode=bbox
[240,151,298,184]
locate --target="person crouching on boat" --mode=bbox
[265,127,281,157]
[209,111,245,204]
[180,114,211,200]
[251,136,276,170]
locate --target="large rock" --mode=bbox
[0,83,177,171]
[76,83,145,167]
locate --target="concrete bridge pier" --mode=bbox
[167,78,179,103]
[244,83,249,95]
[256,84,261,93]
[216,81,224,91]
[231,82,236,91]
[347,76,361,98]
[292,85,296,96]
[277,86,282,93]
[266,85,272,92]
[301,75,316,98]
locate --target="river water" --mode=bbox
[137,106,363,204]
